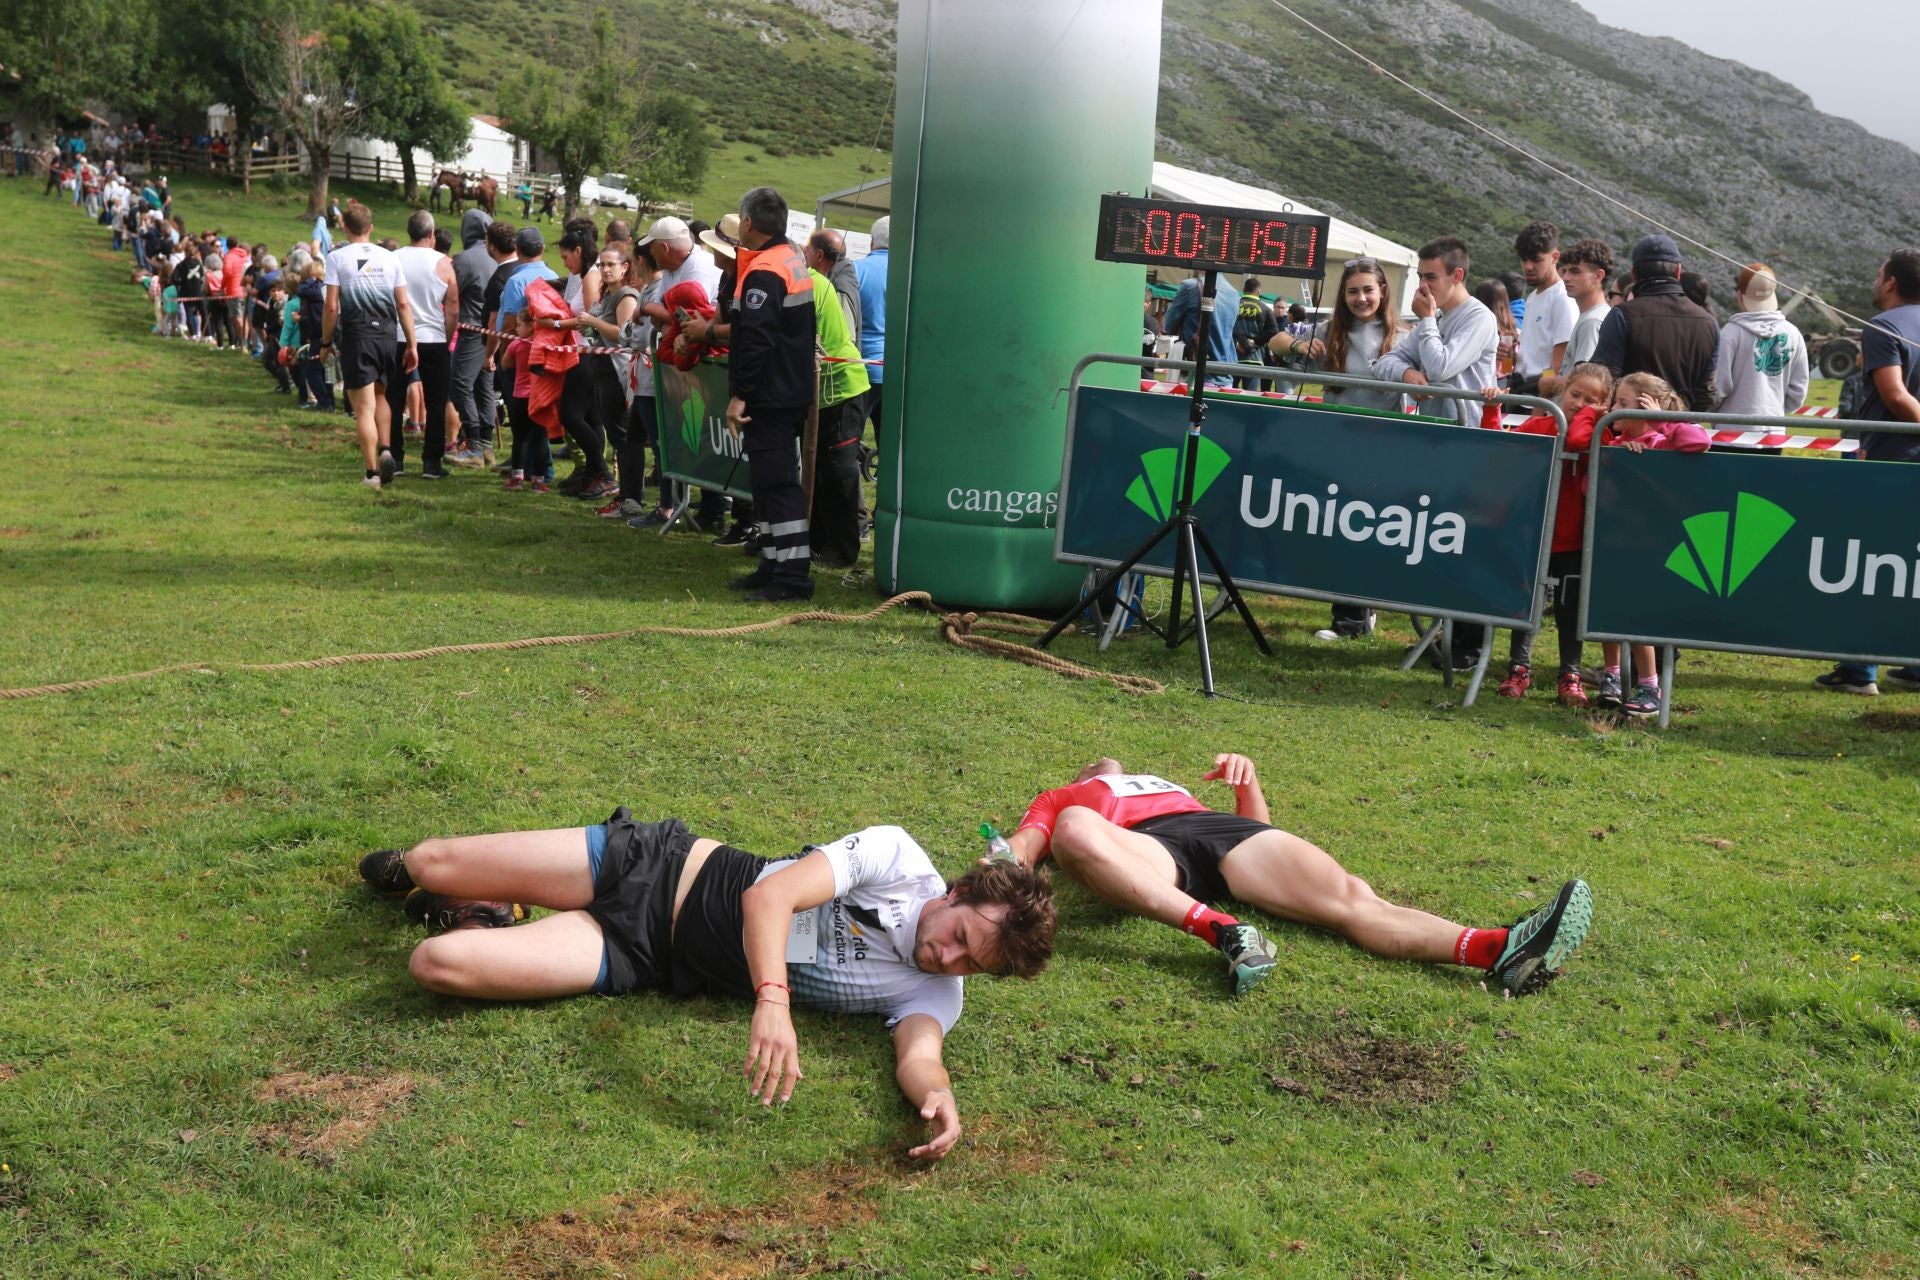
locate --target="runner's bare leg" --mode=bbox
[1049,805,1207,929]
[1219,831,1464,962]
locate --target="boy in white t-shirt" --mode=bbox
[1540,238,1615,399]
[358,810,1056,1162]
[1512,220,1578,398]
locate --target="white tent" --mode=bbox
[1149,162,1420,315]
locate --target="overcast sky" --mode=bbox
[1574,1,1919,153]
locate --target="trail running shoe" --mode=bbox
[1621,684,1661,718]
[1595,670,1623,709]
[358,849,416,898]
[402,889,527,932]
[378,449,397,486]
[1556,670,1590,709]
[1494,879,1593,997]
[1216,923,1278,997]
[1497,664,1532,699]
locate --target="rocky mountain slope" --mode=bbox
[785,0,1915,318]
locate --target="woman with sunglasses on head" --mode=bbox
[1267,257,1407,642]
[559,243,647,516]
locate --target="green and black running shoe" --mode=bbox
[1217,923,1278,997]
[1494,879,1593,997]
[402,889,528,932]
[359,849,415,898]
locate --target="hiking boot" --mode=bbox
[1621,683,1661,718]
[1594,670,1623,709]
[1556,669,1590,709]
[1493,879,1593,997]
[1497,664,1532,699]
[1813,669,1878,696]
[358,848,414,898]
[1216,923,1277,997]
[402,889,527,932]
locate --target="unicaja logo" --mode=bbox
[1665,491,1795,597]
[680,382,705,454]
[1125,438,1231,521]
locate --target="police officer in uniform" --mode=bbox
[726,187,817,602]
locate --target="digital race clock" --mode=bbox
[1094,193,1331,279]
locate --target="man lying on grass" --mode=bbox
[359,811,1055,1161]
[999,754,1590,999]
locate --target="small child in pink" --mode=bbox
[1599,372,1708,716]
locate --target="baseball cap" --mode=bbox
[698,213,741,259]
[1630,233,1681,270]
[514,226,545,255]
[637,215,691,247]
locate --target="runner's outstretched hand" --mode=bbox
[745,999,803,1105]
[909,1088,961,1161]
[1203,753,1258,788]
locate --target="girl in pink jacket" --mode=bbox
[1599,372,1708,716]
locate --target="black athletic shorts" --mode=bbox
[585,807,765,998]
[1130,810,1274,905]
[338,330,400,391]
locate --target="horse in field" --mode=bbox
[434,169,497,215]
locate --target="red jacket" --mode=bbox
[658,280,720,370]
[524,278,578,434]
[1509,404,1601,554]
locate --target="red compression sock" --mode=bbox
[1454,927,1509,970]
[1181,902,1239,947]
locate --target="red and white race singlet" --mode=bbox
[1016,774,1211,858]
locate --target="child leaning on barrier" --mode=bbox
[1479,362,1615,708]
[1596,372,1710,718]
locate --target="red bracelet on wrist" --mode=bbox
[756,981,790,997]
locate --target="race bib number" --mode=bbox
[1094,774,1191,799]
[786,908,820,963]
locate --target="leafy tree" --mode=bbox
[250,13,362,216]
[329,2,469,202]
[163,0,310,193]
[499,10,706,222]
[1,0,158,134]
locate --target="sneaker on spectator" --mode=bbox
[628,508,675,529]
[504,473,525,491]
[420,468,449,481]
[713,521,752,547]
[579,477,618,499]
[1497,664,1532,699]
[1556,669,1590,709]
[530,477,551,494]
[1813,669,1878,696]
[1882,666,1920,691]
[595,499,627,518]
[377,450,397,486]
[1621,683,1661,717]
[1595,670,1623,709]
[361,476,382,490]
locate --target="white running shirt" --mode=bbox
[394,245,449,343]
[755,826,963,1032]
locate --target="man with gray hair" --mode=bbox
[727,186,817,601]
[806,227,861,337]
[638,213,729,531]
[447,208,504,467]
[391,208,460,479]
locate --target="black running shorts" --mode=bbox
[338,331,400,391]
[1129,810,1274,905]
[586,809,695,996]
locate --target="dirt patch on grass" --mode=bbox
[251,1071,422,1163]
[1858,709,1920,733]
[492,1163,881,1279]
[1267,1030,1465,1107]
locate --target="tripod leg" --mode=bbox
[1191,522,1274,657]
[1180,520,1217,696]
[1166,517,1190,652]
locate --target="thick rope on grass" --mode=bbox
[0,592,1164,700]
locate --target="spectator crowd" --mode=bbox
[25,135,1920,698]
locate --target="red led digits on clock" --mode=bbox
[1097,195,1329,277]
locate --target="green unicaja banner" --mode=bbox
[653,356,754,501]
[1583,449,1920,664]
[1059,388,1559,626]
[879,0,1162,608]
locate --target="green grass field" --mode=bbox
[2,174,1916,1279]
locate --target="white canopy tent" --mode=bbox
[1149,162,1420,315]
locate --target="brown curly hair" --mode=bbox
[947,861,1056,980]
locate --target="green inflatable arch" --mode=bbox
[876,0,1162,610]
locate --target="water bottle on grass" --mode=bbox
[980,823,1017,864]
